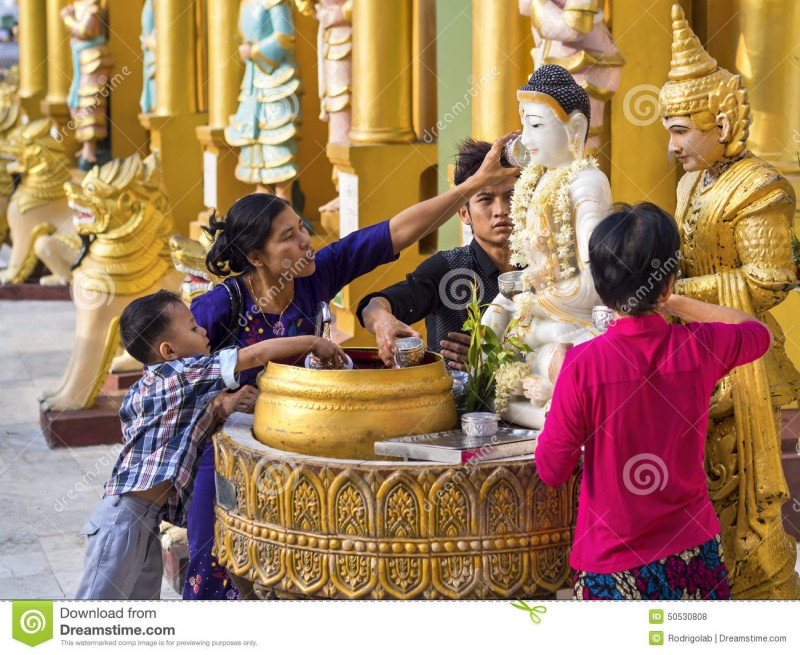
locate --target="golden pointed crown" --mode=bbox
[658,4,731,116]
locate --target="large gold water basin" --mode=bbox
[253,348,457,460]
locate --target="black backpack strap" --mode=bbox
[217,277,244,350]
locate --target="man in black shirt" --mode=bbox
[357,139,519,369]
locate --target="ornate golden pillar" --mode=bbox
[142,0,205,236]
[194,0,250,237]
[349,0,415,143]
[106,2,147,159]
[41,0,72,132]
[471,0,531,141]
[17,0,48,120]
[734,0,800,210]
[609,0,683,212]
[326,1,435,343]
[412,0,437,140]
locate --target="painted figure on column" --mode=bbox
[481,65,612,429]
[139,0,156,114]
[518,0,623,158]
[659,4,800,599]
[225,0,310,202]
[316,0,352,215]
[60,0,114,172]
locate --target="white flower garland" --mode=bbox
[494,361,530,413]
[509,156,597,284]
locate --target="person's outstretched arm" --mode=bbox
[235,335,347,372]
[387,132,520,254]
[665,294,773,348]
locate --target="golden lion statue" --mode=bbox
[40,154,182,411]
[0,118,79,286]
[168,232,217,304]
[0,66,20,245]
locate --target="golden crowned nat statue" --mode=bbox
[482,65,612,429]
[660,4,800,599]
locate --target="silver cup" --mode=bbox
[592,305,616,333]
[393,337,425,368]
[498,270,525,299]
[461,412,500,438]
[502,135,530,168]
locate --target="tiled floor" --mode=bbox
[0,297,179,600]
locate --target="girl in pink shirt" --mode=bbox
[535,202,772,600]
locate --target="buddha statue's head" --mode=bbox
[517,64,591,168]
[659,4,751,172]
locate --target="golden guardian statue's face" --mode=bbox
[663,115,726,172]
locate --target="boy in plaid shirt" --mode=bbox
[75,290,345,599]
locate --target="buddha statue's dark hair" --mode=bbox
[520,64,591,136]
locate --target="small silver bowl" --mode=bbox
[393,337,425,368]
[498,270,525,299]
[305,351,354,370]
[461,412,499,438]
[592,305,616,333]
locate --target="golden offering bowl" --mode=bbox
[253,348,457,460]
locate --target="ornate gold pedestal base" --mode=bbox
[214,415,579,600]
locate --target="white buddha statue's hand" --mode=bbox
[481,292,516,338]
[522,375,553,405]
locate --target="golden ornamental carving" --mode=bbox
[212,427,581,600]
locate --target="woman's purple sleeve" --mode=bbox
[313,220,399,301]
[190,284,234,352]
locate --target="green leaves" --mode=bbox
[460,284,532,412]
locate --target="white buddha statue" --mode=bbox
[482,65,612,428]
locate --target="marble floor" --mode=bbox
[0,294,179,600]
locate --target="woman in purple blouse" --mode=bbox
[184,134,519,599]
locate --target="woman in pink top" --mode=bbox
[535,202,772,600]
